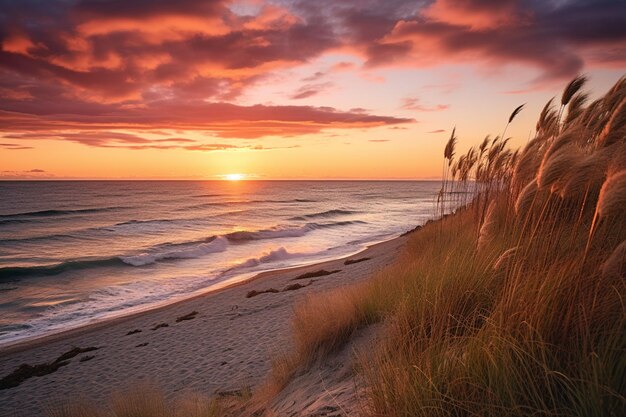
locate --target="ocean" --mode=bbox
[0,181,447,346]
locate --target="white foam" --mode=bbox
[237,247,299,269]
[121,236,228,266]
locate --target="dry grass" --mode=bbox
[268,75,626,416]
[46,383,229,417]
[47,75,625,417]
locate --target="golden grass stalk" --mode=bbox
[477,200,498,250]
[559,151,608,202]
[597,97,626,148]
[493,246,518,271]
[508,104,526,124]
[274,75,624,414]
[537,143,582,190]
[565,92,589,125]
[601,240,626,279]
[596,169,626,220]
[561,75,588,106]
[444,127,457,163]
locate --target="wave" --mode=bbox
[1,218,198,245]
[290,209,357,220]
[0,219,32,226]
[0,220,366,279]
[224,220,364,242]
[182,198,318,211]
[225,226,309,242]
[192,193,225,198]
[112,218,180,227]
[0,258,127,281]
[311,220,366,228]
[0,238,229,279]
[0,207,123,220]
[120,236,228,266]
[235,247,300,269]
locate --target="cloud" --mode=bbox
[0,0,624,150]
[0,97,413,141]
[0,169,50,178]
[401,98,449,112]
[369,139,389,142]
[381,0,626,82]
[289,82,334,99]
[428,129,446,133]
[0,142,33,150]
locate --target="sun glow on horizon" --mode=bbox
[223,173,246,181]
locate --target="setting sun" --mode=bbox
[224,173,246,181]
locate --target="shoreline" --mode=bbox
[0,229,409,416]
[0,232,406,357]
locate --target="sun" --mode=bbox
[224,173,246,181]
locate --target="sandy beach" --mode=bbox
[0,234,408,417]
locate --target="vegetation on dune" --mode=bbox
[270,75,626,416]
[46,75,625,417]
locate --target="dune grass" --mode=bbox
[46,383,232,417]
[268,75,626,416]
[46,75,625,416]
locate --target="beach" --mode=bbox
[0,234,407,417]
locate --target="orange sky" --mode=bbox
[1,0,624,179]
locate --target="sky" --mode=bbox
[0,0,624,180]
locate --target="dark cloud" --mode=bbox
[0,142,33,150]
[1,99,413,145]
[290,82,334,99]
[428,129,446,133]
[75,0,225,19]
[0,0,624,148]
[384,0,626,81]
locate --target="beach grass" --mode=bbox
[45,75,625,416]
[46,384,229,417]
[268,75,626,416]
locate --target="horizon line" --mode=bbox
[0,178,444,182]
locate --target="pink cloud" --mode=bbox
[401,98,449,112]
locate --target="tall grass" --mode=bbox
[274,75,626,416]
[46,383,233,417]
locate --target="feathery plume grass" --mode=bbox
[598,97,626,148]
[601,240,626,279]
[561,75,588,106]
[595,169,626,220]
[509,103,526,124]
[269,74,626,417]
[477,200,498,250]
[537,144,582,190]
[559,151,608,202]
[565,92,589,125]
[444,127,457,163]
[493,246,518,271]
[515,180,539,214]
[537,97,555,133]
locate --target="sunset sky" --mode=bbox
[0,0,624,179]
